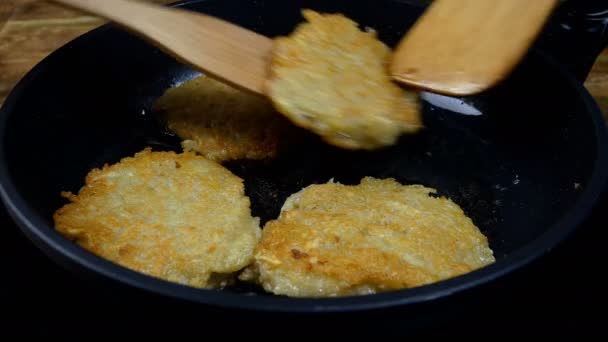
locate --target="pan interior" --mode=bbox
[1,0,600,296]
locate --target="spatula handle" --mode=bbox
[51,0,272,94]
[54,0,165,27]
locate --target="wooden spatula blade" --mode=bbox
[390,0,558,96]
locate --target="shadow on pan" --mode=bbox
[0,0,607,312]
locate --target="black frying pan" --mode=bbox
[0,0,607,313]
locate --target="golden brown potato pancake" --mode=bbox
[266,10,422,150]
[154,75,294,162]
[241,177,495,297]
[54,148,261,288]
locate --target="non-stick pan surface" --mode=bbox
[0,0,607,312]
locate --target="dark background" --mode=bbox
[1,194,605,337]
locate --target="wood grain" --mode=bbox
[585,51,608,117]
[0,0,171,104]
[1,0,607,120]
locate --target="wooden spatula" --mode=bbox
[390,0,558,96]
[52,0,273,95]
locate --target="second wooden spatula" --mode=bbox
[390,0,558,95]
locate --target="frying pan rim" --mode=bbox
[0,0,606,313]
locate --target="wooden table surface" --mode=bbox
[1,0,607,118]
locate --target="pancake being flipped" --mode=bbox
[154,75,296,162]
[266,10,422,150]
[241,177,495,297]
[54,148,261,288]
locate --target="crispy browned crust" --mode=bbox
[54,148,261,288]
[242,177,495,297]
[154,76,295,162]
[266,10,422,150]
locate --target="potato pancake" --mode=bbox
[266,10,422,150]
[54,149,261,288]
[242,177,494,297]
[154,76,294,162]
